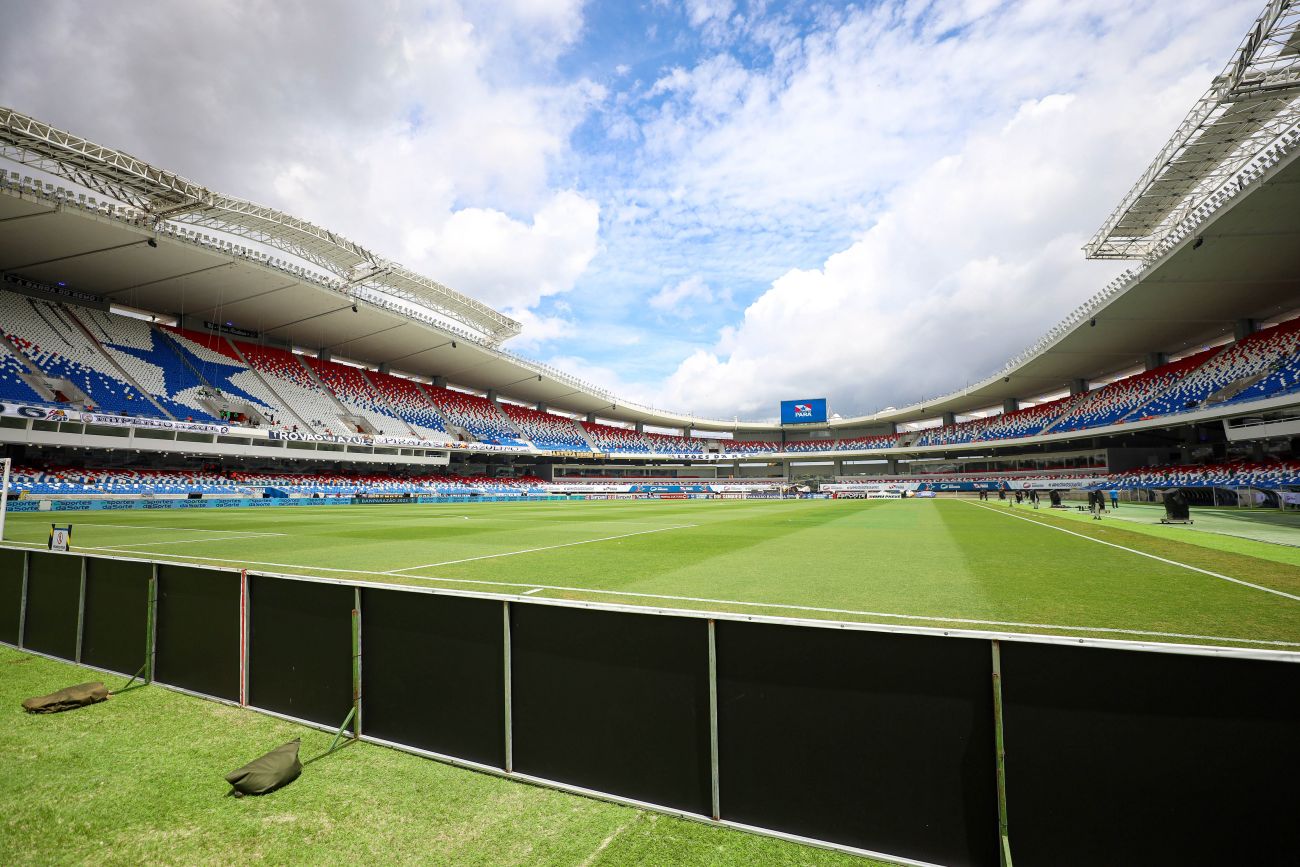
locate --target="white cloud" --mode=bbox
[408,190,601,313]
[0,0,604,327]
[648,0,1260,417]
[649,275,723,314]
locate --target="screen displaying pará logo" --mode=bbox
[780,398,828,425]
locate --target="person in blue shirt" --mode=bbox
[1109,488,1120,510]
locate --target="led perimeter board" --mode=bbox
[780,398,828,425]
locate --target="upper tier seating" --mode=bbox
[727,440,784,453]
[305,356,417,437]
[645,431,707,453]
[499,403,589,450]
[915,395,1077,447]
[581,421,654,453]
[364,370,450,437]
[75,308,220,422]
[0,292,176,418]
[162,327,302,428]
[1131,318,1300,419]
[0,338,46,404]
[424,388,524,445]
[232,341,353,435]
[1051,349,1218,432]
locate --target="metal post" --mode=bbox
[708,619,721,820]
[239,569,249,707]
[17,550,29,648]
[992,640,1012,867]
[0,456,11,542]
[352,586,362,738]
[146,564,158,683]
[503,600,513,773]
[74,556,87,663]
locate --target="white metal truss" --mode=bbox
[0,106,521,343]
[1086,0,1300,259]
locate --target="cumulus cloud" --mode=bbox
[0,0,603,327]
[621,0,1261,417]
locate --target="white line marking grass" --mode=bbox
[66,522,285,536]
[105,533,286,549]
[962,499,1300,602]
[522,587,544,596]
[384,524,698,573]
[3,540,1292,649]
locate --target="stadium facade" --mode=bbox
[0,2,1299,498]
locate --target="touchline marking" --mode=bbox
[522,588,544,596]
[67,522,285,535]
[384,524,699,572]
[961,499,1300,602]
[105,533,284,549]
[4,542,1292,649]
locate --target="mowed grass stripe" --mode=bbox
[962,499,1300,601]
[3,499,1297,649]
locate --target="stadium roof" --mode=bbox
[1085,0,1300,260]
[0,106,522,344]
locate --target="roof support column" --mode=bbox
[1234,318,1257,341]
[1144,352,1167,371]
[431,376,447,388]
[1002,398,1019,414]
[942,411,956,427]
[535,402,547,413]
[1069,378,1088,397]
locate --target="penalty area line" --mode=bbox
[960,499,1300,602]
[384,524,699,572]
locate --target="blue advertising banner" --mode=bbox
[780,398,828,425]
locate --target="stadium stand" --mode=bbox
[304,356,419,437]
[425,388,526,445]
[161,327,303,428]
[499,403,589,450]
[581,421,655,453]
[1051,348,1219,431]
[727,440,785,453]
[1130,318,1300,419]
[0,338,47,404]
[74,308,222,422]
[231,341,354,435]
[364,369,451,438]
[1107,460,1300,489]
[6,466,548,496]
[0,292,175,418]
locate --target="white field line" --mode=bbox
[961,499,1300,602]
[63,522,285,536]
[522,587,544,596]
[105,533,285,549]
[3,540,1293,648]
[384,524,699,572]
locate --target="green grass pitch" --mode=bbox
[1,496,1297,864]
[4,497,1298,649]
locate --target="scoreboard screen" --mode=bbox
[780,398,828,425]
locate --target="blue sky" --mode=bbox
[0,0,1263,420]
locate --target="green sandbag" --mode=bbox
[224,738,302,796]
[22,682,110,714]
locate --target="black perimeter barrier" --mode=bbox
[0,546,1297,867]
